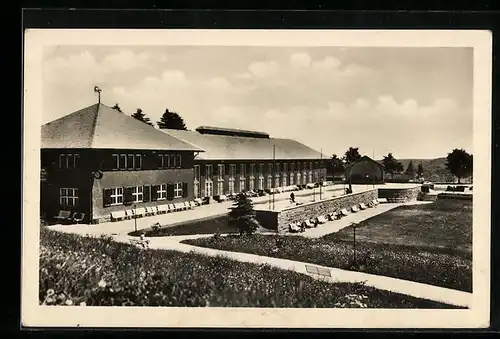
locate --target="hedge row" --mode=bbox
[39,229,457,308]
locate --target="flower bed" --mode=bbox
[39,228,458,308]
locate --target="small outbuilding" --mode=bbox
[344,156,385,184]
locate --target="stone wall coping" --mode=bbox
[278,188,377,213]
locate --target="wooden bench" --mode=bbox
[340,208,350,217]
[144,206,156,216]
[351,205,360,213]
[359,203,368,210]
[134,207,146,217]
[289,222,302,233]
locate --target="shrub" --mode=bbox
[39,228,458,308]
[228,193,260,235]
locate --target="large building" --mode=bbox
[40,104,203,224]
[163,126,327,199]
[344,155,385,184]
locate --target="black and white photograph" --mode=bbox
[22,29,492,328]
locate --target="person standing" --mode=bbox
[290,192,295,203]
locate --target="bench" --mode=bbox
[110,210,126,221]
[316,215,328,224]
[129,238,150,249]
[351,205,360,213]
[188,201,197,209]
[172,203,184,211]
[54,210,72,222]
[340,208,350,217]
[72,212,85,224]
[289,222,302,233]
[303,219,316,228]
[194,198,203,206]
[144,206,156,216]
[327,212,339,221]
[134,207,146,217]
[359,203,367,210]
[124,209,135,219]
[156,204,168,214]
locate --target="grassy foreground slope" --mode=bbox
[39,228,458,308]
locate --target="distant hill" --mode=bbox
[376,157,471,183]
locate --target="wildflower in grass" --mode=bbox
[45,297,54,304]
[98,279,107,289]
[46,289,55,297]
[65,299,73,306]
[80,302,86,306]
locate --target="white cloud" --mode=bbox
[290,52,312,68]
[311,56,341,71]
[248,60,279,78]
[101,50,151,72]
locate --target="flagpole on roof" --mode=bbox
[94,85,102,104]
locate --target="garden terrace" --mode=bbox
[183,199,472,292]
[39,228,459,308]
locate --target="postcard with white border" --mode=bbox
[22,29,492,328]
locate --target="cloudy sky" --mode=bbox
[42,46,472,159]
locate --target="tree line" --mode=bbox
[328,147,473,184]
[111,103,187,130]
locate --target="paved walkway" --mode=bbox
[109,232,471,308]
[47,184,372,237]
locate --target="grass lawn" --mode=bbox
[39,228,459,308]
[129,215,237,237]
[183,199,472,292]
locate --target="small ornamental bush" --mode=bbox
[39,228,458,308]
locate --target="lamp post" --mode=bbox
[133,203,137,233]
[94,85,102,104]
[352,222,357,268]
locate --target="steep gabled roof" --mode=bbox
[41,104,204,152]
[161,128,323,161]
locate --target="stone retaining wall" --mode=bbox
[275,189,378,233]
[378,186,420,203]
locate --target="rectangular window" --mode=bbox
[240,178,246,192]
[290,172,294,185]
[240,164,246,177]
[249,177,255,191]
[170,154,176,168]
[132,186,143,203]
[229,179,235,194]
[258,177,264,190]
[176,154,182,168]
[249,164,255,178]
[218,164,225,179]
[157,184,167,200]
[267,177,272,189]
[135,154,142,169]
[194,165,201,181]
[275,176,280,188]
[127,154,135,169]
[283,163,287,173]
[59,153,80,169]
[282,176,287,187]
[59,188,78,207]
[206,164,213,178]
[268,163,273,176]
[229,164,236,178]
[119,154,127,169]
[275,163,281,175]
[193,181,200,198]
[259,164,264,177]
[111,187,123,205]
[112,154,119,169]
[205,180,213,197]
[174,182,183,198]
[310,162,313,171]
